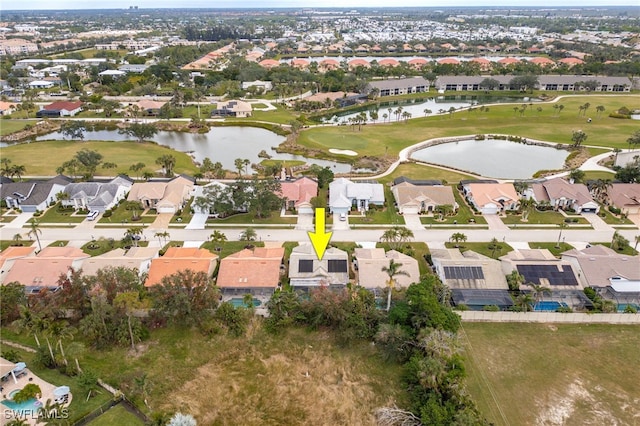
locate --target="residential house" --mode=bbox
[353,248,420,294]
[365,77,430,97]
[0,101,17,115]
[216,247,285,301]
[562,245,640,310]
[1,175,72,212]
[241,80,273,92]
[134,100,166,116]
[79,247,158,278]
[3,247,90,293]
[279,177,318,214]
[192,181,229,214]
[145,247,218,287]
[391,181,458,214]
[431,248,512,310]
[433,75,632,92]
[36,101,84,118]
[0,246,36,284]
[606,183,640,215]
[500,249,592,310]
[127,176,194,214]
[62,176,133,212]
[462,181,519,215]
[211,100,252,118]
[527,177,599,213]
[329,178,384,214]
[288,244,349,291]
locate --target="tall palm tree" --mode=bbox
[516,293,534,313]
[154,231,170,246]
[48,320,75,366]
[381,259,409,311]
[449,232,467,248]
[125,227,143,247]
[528,283,552,308]
[28,220,43,251]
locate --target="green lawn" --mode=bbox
[170,199,193,224]
[81,237,149,256]
[28,203,87,224]
[0,119,37,136]
[445,241,513,259]
[462,323,640,426]
[298,95,640,158]
[0,338,113,424]
[527,242,574,257]
[99,203,156,225]
[249,104,299,124]
[597,206,635,225]
[582,170,616,181]
[350,187,404,225]
[421,188,487,225]
[87,404,145,426]
[207,212,296,225]
[1,140,199,177]
[501,209,589,225]
[378,162,476,185]
[200,240,265,259]
[589,242,638,256]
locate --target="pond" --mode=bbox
[410,138,569,179]
[34,127,354,173]
[324,95,539,124]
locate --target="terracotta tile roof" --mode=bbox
[466,183,518,207]
[3,247,89,288]
[217,247,284,289]
[145,247,217,287]
[44,101,83,111]
[279,177,318,207]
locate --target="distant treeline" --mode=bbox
[183,25,251,41]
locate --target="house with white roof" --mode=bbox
[62,176,133,212]
[353,248,420,292]
[329,178,384,214]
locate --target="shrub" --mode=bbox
[624,305,638,314]
[608,112,630,119]
[483,305,500,312]
[102,210,112,218]
[608,205,621,215]
[556,306,573,313]
[1,349,19,362]
[12,383,41,403]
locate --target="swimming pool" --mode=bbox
[534,301,569,311]
[617,303,640,312]
[229,298,262,308]
[1,397,42,414]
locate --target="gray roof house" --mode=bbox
[62,176,133,212]
[365,77,430,97]
[288,244,349,292]
[329,178,384,214]
[434,75,631,92]
[1,175,72,212]
[527,177,599,214]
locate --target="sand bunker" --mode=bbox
[329,149,358,156]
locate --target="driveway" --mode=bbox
[581,213,613,232]
[2,212,33,229]
[295,213,314,231]
[149,213,173,229]
[332,213,350,230]
[403,214,424,231]
[186,212,208,230]
[485,214,509,231]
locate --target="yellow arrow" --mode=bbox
[308,207,333,260]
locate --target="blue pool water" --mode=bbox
[1,397,42,413]
[617,304,640,312]
[534,301,568,311]
[229,298,261,308]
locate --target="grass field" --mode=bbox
[28,203,86,224]
[527,242,574,257]
[378,163,476,185]
[1,140,199,177]
[5,326,406,426]
[298,95,640,157]
[87,404,145,426]
[462,323,640,426]
[0,119,37,136]
[501,209,589,225]
[445,241,513,258]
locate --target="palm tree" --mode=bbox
[28,220,43,251]
[423,108,432,117]
[634,235,640,251]
[12,233,24,246]
[381,259,409,311]
[516,293,534,312]
[449,232,467,248]
[154,231,170,246]
[9,164,26,180]
[528,283,552,308]
[611,231,629,251]
[240,227,257,241]
[506,270,525,292]
[210,230,227,244]
[234,158,246,178]
[48,320,74,366]
[125,227,143,247]
[595,105,605,117]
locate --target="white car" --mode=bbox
[339,213,347,221]
[86,210,99,221]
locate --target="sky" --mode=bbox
[2,0,636,11]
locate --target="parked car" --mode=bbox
[339,213,347,221]
[86,210,99,221]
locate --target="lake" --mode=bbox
[34,127,354,173]
[410,138,569,179]
[324,95,539,124]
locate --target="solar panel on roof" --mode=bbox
[444,266,485,280]
[299,259,313,273]
[516,264,578,286]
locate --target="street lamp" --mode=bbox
[556,223,567,248]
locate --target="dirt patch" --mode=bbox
[163,340,399,426]
[536,379,591,425]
